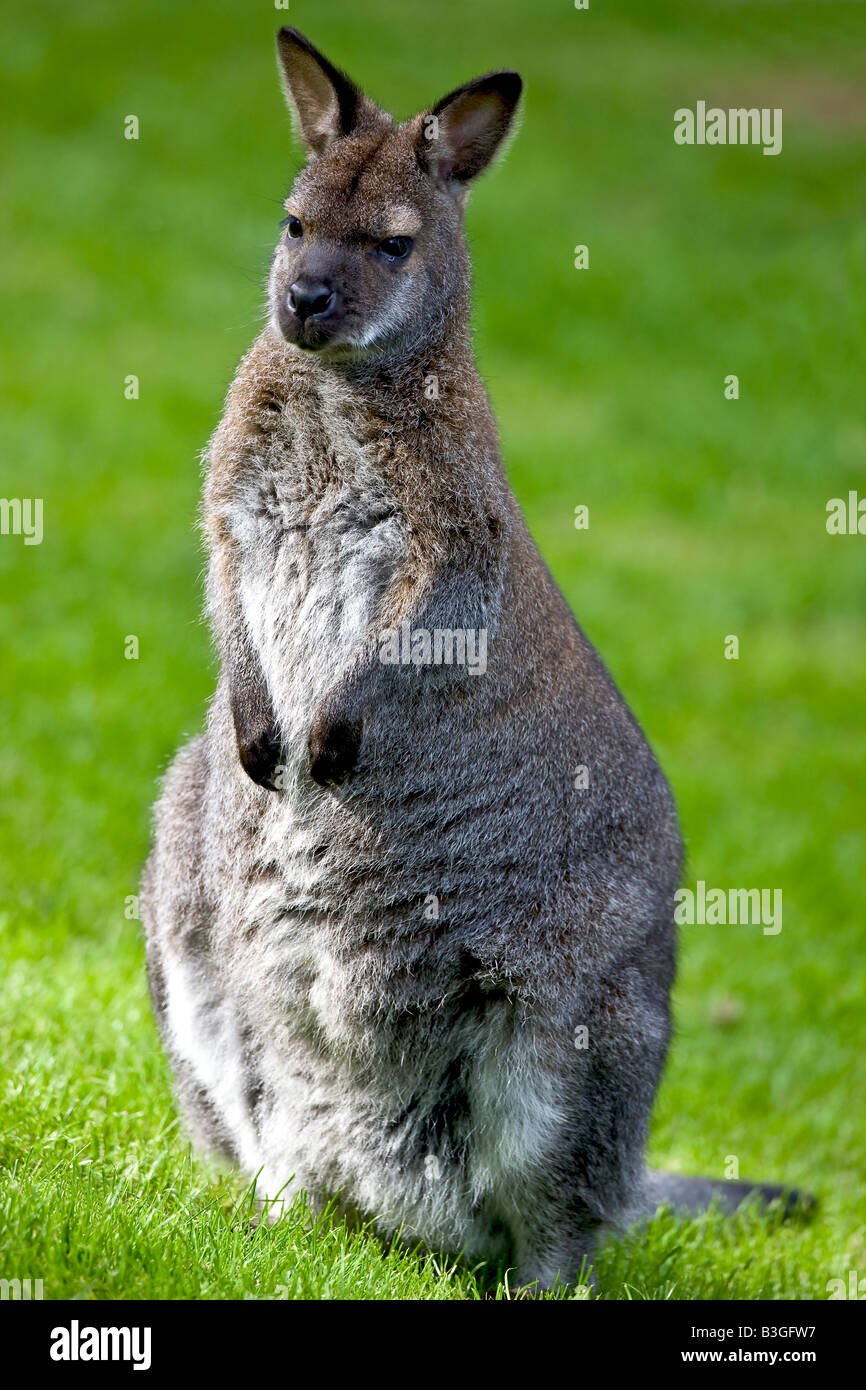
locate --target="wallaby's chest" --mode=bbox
[229,419,405,733]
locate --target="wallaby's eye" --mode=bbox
[281,215,304,240]
[376,236,413,261]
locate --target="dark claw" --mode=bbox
[308,714,362,787]
[238,726,283,790]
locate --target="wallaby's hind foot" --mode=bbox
[644,1170,817,1219]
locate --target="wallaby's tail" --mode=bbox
[643,1170,816,1219]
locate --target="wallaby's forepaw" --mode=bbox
[308,710,362,787]
[237,726,283,790]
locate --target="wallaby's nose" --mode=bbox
[287,280,335,323]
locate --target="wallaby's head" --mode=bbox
[269,28,522,361]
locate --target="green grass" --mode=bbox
[1,0,864,1299]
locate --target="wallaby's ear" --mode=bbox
[419,71,523,194]
[276,27,377,156]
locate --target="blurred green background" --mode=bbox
[1,0,864,1298]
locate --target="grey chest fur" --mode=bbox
[228,424,406,764]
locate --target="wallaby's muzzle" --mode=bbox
[276,275,341,351]
[288,280,335,323]
[282,277,338,351]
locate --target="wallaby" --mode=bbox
[142,27,804,1290]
